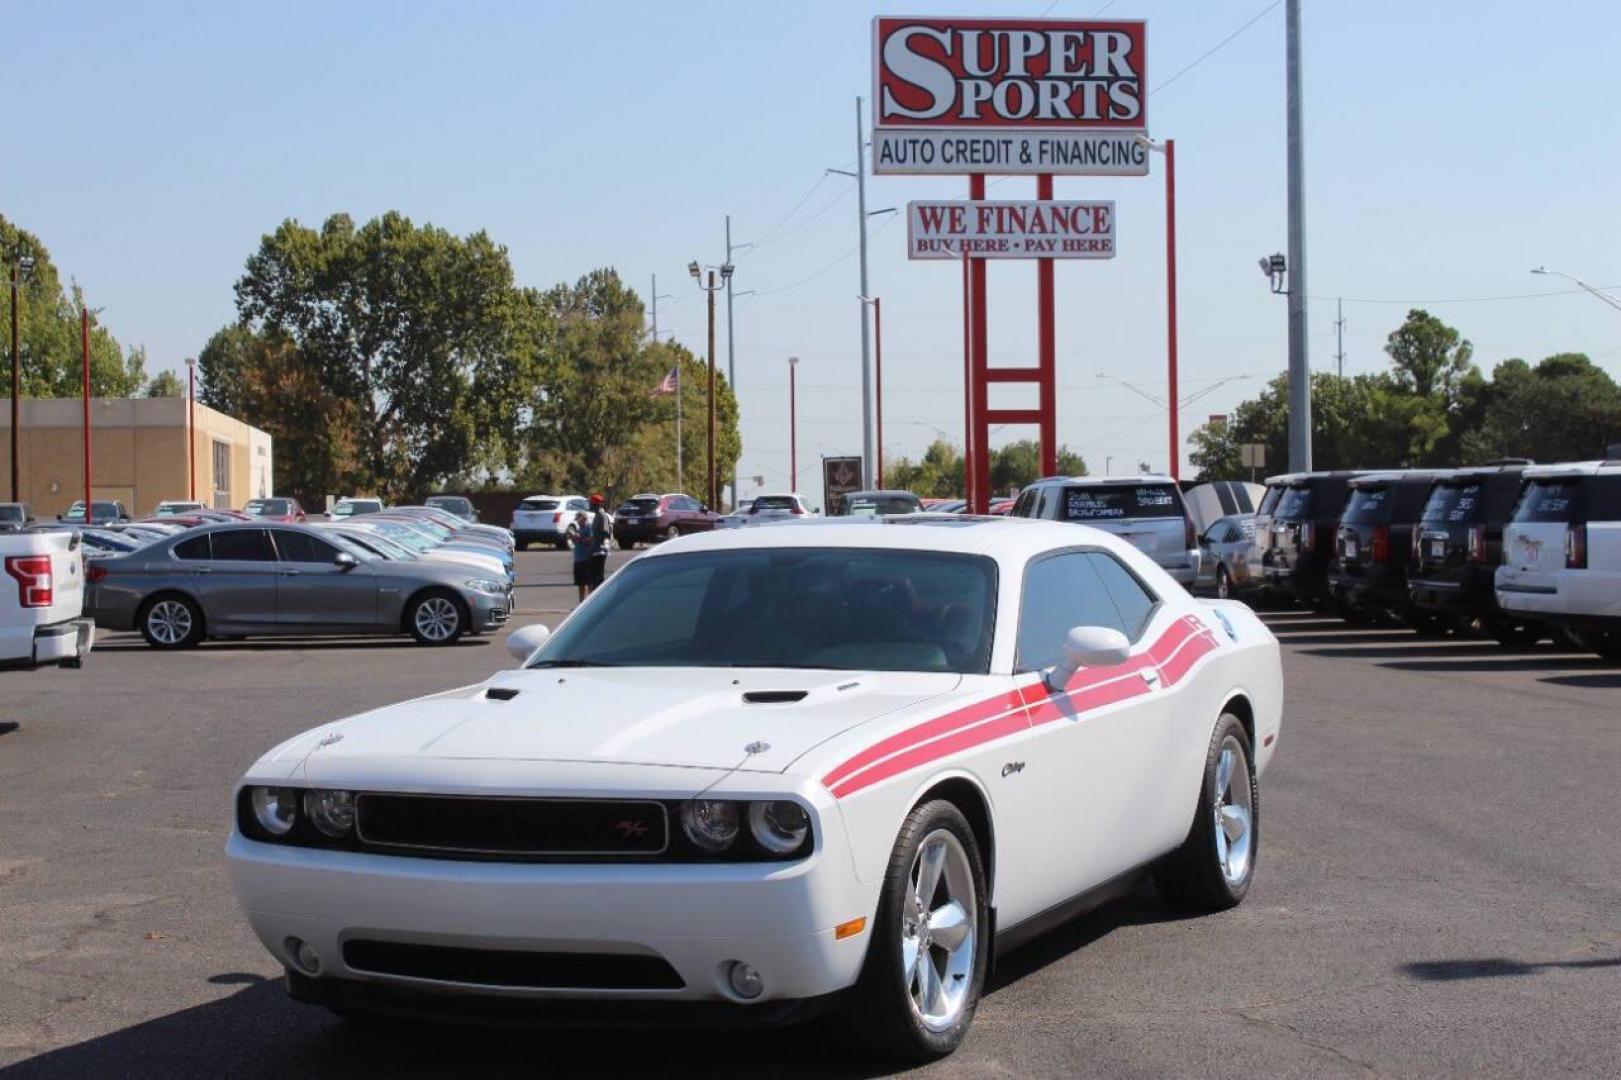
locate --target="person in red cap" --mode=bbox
[582,494,611,596]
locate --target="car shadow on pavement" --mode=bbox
[2,976,899,1080]
[1300,642,1580,661]
[1273,630,1441,646]
[92,638,491,653]
[1402,955,1621,982]
[1538,672,1621,689]
[1375,655,1613,674]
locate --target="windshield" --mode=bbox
[1274,486,1313,520]
[1257,486,1283,516]
[324,530,380,562]
[532,548,998,673]
[844,495,918,516]
[350,531,413,559]
[1062,484,1182,522]
[1512,480,1581,523]
[244,499,291,516]
[427,497,471,514]
[1341,486,1393,524]
[368,522,435,553]
[0,506,23,522]
[1422,482,1484,525]
[752,496,799,512]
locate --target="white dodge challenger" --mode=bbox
[228,516,1282,1061]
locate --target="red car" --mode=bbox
[611,493,721,549]
[987,498,1016,516]
[241,497,307,523]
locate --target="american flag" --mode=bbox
[651,365,679,396]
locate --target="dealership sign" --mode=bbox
[908,200,1115,260]
[873,16,1149,175]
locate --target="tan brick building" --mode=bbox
[0,398,273,517]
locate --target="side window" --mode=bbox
[1035,486,1053,519]
[173,535,211,560]
[1086,553,1158,639]
[272,530,339,564]
[1015,553,1127,672]
[209,529,276,562]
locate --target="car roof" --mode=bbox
[1349,469,1455,487]
[635,514,1155,565]
[1031,474,1177,486]
[1520,461,1621,479]
[846,489,921,498]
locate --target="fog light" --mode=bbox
[726,960,764,1000]
[285,936,321,976]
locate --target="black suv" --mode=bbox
[1407,461,1542,644]
[1258,471,1363,606]
[1327,470,1451,627]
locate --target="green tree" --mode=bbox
[1462,353,1621,463]
[232,211,520,501]
[887,439,966,498]
[144,369,185,398]
[199,325,361,500]
[989,439,1086,495]
[1,215,147,397]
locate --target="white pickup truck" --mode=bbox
[0,530,94,672]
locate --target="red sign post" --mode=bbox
[875,16,1150,511]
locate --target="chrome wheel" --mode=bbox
[413,596,460,642]
[1215,566,1230,599]
[1213,735,1254,886]
[901,829,977,1033]
[665,525,680,541]
[147,600,193,645]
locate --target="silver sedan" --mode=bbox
[1194,513,1258,599]
[85,523,512,648]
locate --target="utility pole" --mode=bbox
[724,217,752,511]
[1285,0,1312,472]
[81,307,91,516]
[186,358,197,502]
[788,357,799,495]
[9,251,36,501]
[649,273,672,341]
[1334,297,1346,378]
[690,262,730,509]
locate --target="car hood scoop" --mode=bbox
[295,668,961,775]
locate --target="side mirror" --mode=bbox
[506,623,551,664]
[1045,625,1131,691]
[334,551,358,570]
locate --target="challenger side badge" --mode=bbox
[1213,610,1238,642]
[316,733,344,748]
[744,741,771,755]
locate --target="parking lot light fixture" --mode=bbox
[1531,266,1621,313]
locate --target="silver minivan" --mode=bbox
[1011,474,1201,586]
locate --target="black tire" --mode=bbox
[1155,713,1258,912]
[1215,566,1231,600]
[1585,629,1621,662]
[846,799,989,1063]
[138,593,204,650]
[554,540,569,552]
[1404,609,1450,638]
[1488,618,1543,648]
[616,537,635,551]
[405,589,467,646]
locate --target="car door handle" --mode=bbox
[280,569,300,577]
[192,567,212,575]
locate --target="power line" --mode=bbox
[749,214,900,298]
[1309,284,1621,306]
[1150,1,1282,97]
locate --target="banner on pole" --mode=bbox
[822,456,864,516]
[907,200,1115,259]
[873,16,1149,176]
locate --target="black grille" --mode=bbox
[356,795,668,856]
[343,940,684,990]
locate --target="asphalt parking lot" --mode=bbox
[3,548,1619,1078]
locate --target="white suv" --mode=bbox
[511,494,589,550]
[1496,461,1621,659]
[1011,474,1201,587]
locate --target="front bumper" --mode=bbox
[466,591,513,632]
[226,826,876,1008]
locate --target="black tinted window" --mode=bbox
[1062,484,1182,521]
[1274,487,1313,520]
[520,499,559,511]
[619,499,659,513]
[1342,486,1393,524]
[1258,486,1283,515]
[1513,481,1581,523]
[273,530,339,563]
[1422,483,1484,525]
[209,529,275,561]
[1087,553,1157,639]
[1588,476,1621,520]
[1016,553,1127,671]
[173,535,211,560]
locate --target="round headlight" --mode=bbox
[680,800,740,852]
[303,789,357,838]
[747,801,810,854]
[250,786,299,837]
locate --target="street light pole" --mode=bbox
[9,252,35,502]
[859,296,885,487]
[690,261,731,510]
[186,358,196,502]
[81,306,91,516]
[1531,266,1621,313]
[788,356,799,495]
[1285,0,1312,472]
[1140,136,1181,479]
[724,217,753,511]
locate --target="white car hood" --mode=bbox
[276,667,961,779]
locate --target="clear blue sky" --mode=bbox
[8,0,1620,494]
